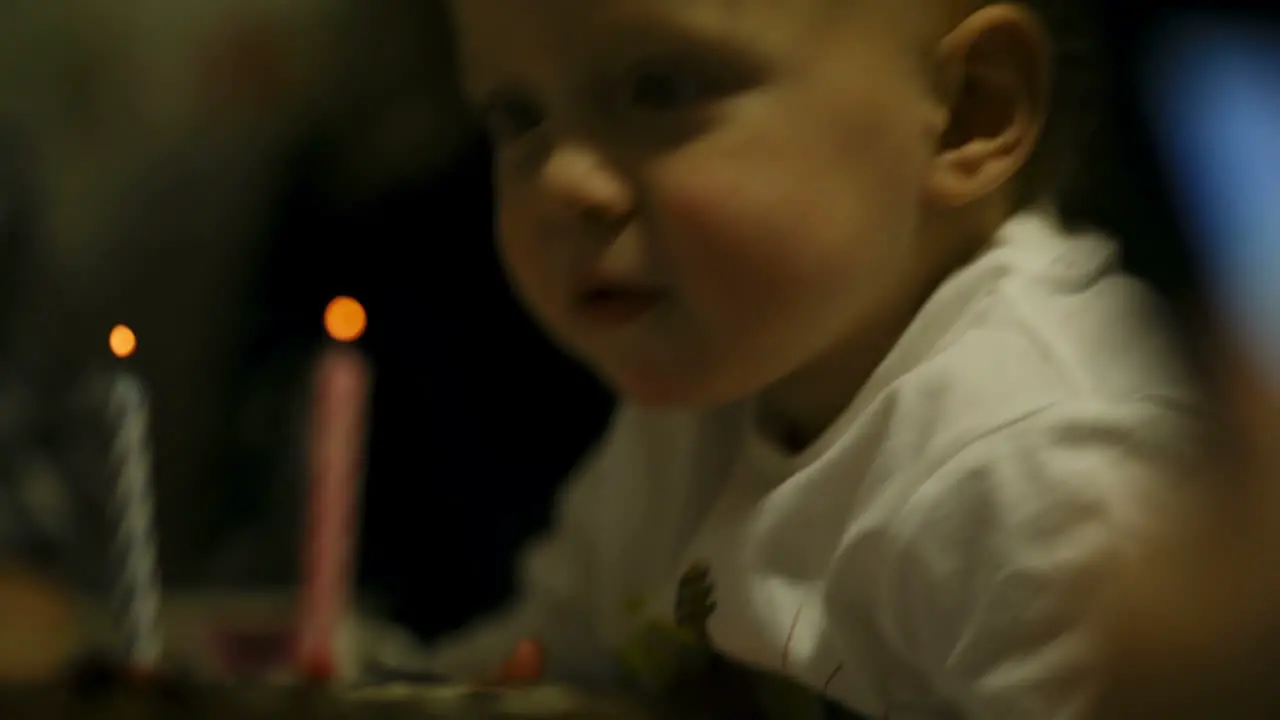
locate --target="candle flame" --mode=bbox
[324,297,367,343]
[109,325,138,358]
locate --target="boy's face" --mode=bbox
[453,0,955,407]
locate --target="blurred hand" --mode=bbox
[1094,335,1280,718]
[0,564,78,682]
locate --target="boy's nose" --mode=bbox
[538,143,634,227]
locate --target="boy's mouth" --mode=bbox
[575,287,663,327]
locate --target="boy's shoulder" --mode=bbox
[814,273,1198,720]
[604,214,1201,474]
[879,212,1199,452]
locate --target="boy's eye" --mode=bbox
[480,95,545,142]
[622,64,719,112]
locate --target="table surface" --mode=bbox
[0,682,654,720]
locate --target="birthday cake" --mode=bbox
[16,359,662,717]
[1,670,654,719]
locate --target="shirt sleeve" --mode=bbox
[836,399,1196,720]
[412,412,629,686]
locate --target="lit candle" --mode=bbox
[105,371,164,675]
[295,344,371,682]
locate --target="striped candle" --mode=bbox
[106,371,164,674]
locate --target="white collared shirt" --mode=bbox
[419,212,1201,719]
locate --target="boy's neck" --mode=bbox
[754,207,1007,453]
[755,299,920,454]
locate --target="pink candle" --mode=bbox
[295,345,372,681]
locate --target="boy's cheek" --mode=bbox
[649,169,883,314]
[495,205,552,296]
[650,168,811,278]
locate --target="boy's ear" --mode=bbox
[925,3,1050,207]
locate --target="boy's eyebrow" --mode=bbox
[453,48,514,110]
[594,3,770,49]
[590,2,826,65]
[455,2,776,107]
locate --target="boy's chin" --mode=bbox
[604,365,754,411]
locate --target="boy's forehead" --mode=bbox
[449,0,959,66]
[450,0,834,55]
[452,0,805,26]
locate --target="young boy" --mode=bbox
[416,0,1200,717]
